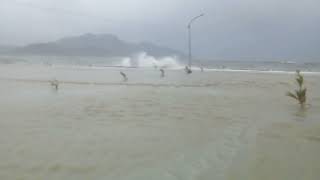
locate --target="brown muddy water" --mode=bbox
[0,64,319,180]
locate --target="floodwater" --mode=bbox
[0,64,320,180]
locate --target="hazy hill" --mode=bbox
[11,33,184,58]
[0,45,17,54]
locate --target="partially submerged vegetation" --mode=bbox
[50,79,59,91]
[185,66,192,74]
[160,68,165,78]
[286,70,307,107]
[120,71,128,82]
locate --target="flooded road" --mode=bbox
[0,64,319,180]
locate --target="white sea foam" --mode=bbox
[201,68,320,75]
[117,52,183,69]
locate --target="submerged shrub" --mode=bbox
[286,70,307,107]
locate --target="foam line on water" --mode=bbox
[49,64,320,75]
[200,68,320,75]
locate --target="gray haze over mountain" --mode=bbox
[9,33,184,57]
[1,0,320,61]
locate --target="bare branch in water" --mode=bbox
[160,68,165,78]
[120,71,128,82]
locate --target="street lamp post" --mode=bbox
[187,13,204,69]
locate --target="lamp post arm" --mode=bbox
[188,13,204,28]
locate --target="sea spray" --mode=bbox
[118,52,183,69]
[120,57,132,67]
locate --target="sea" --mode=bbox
[1,54,320,73]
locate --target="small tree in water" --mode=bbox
[286,70,307,107]
[50,79,59,91]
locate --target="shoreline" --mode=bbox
[1,63,320,75]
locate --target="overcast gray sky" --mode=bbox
[1,0,319,60]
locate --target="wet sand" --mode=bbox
[0,64,319,180]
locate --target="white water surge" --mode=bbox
[116,52,183,69]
